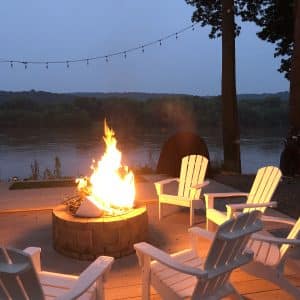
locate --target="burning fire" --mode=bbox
[76,120,135,215]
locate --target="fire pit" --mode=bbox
[52,120,148,259]
[53,205,148,259]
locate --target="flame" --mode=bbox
[76,120,135,215]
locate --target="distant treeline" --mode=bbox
[0,95,288,131]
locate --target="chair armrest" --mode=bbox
[205,192,249,198]
[23,247,41,272]
[204,192,249,209]
[134,242,207,278]
[251,233,300,246]
[56,256,114,300]
[154,178,180,185]
[226,201,277,218]
[191,180,210,190]
[154,178,180,195]
[261,215,297,226]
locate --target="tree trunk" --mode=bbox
[221,0,241,173]
[289,0,300,130]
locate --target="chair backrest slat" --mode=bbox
[193,155,208,199]
[178,155,189,197]
[182,155,196,199]
[280,218,300,259]
[0,278,11,300]
[178,155,208,199]
[0,248,29,300]
[245,166,281,213]
[195,211,262,298]
[0,248,44,300]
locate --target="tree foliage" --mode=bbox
[238,0,294,79]
[186,0,294,79]
[186,0,241,37]
[0,95,288,130]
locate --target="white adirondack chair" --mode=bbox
[135,210,263,300]
[205,166,281,230]
[0,247,114,300]
[243,216,300,299]
[155,154,209,226]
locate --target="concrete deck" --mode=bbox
[0,176,299,299]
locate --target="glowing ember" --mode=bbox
[76,120,135,215]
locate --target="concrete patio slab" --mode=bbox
[0,176,299,299]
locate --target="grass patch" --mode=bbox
[9,179,76,190]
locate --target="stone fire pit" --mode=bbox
[53,204,148,260]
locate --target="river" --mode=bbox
[0,126,285,181]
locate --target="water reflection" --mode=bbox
[0,127,284,180]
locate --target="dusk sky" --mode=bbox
[0,0,289,96]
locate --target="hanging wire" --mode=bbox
[1,23,197,68]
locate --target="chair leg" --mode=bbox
[159,202,162,220]
[190,207,195,227]
[206,218,217,232]
[141,276,151,300]
[96,279,104,300]
[141,258,151,300]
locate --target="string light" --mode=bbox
[1,23,197,69]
